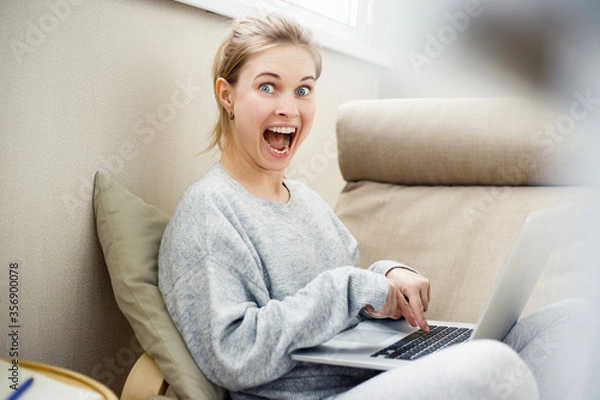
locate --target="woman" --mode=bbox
[158,13,583,400]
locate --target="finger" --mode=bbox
[427,284,431,308]
[391,305,402,320]
[379,280,402,319]
[366,299,398,319]
[365,305,384,319]
[427,284,431,304]
[389,285,402,319]
[420,284,430,312]
[396,293,417,328]
[414,306,430,332]
[409,294,429,332]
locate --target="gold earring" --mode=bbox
[228,111,234,120]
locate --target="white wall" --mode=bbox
[0,0,378,394]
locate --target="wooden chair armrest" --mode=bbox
[121,353,169,400]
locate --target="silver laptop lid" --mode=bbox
[471,203,573,341]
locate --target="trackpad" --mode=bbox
[333,328,396,344]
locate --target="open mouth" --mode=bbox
[263,126,297,156]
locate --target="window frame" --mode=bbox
[173,0,393,68]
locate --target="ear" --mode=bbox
[215,77,234,113]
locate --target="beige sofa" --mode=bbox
[94,98,589,400]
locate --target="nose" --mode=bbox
[276,93,299,119]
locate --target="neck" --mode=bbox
[220,151,289,203]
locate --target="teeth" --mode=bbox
[267,126,295,134]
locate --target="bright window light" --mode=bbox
[286,0,359,27]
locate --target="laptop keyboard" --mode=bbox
[370,325,473,361]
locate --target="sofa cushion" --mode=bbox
[336,98,582,186]
[334,97,589,324]
[93,171,226,400]
[335,181,588,323]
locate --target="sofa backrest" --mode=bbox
[335,98,589,323]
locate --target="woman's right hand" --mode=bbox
[364,279,404,320]
[364,276,430,332]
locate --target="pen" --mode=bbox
[6,377,33,400]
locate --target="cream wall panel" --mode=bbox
[0,0,377,394]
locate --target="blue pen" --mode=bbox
[6,377,33,400]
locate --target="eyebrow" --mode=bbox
[254,72,316,82]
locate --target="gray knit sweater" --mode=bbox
[158,163,403,399]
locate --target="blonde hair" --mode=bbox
[208,13,322,152]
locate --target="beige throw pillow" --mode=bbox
[93,171,226,400]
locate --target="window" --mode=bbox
[286,0,359,27]
[173,0,393,67]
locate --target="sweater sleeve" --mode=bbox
[368,260,420,276]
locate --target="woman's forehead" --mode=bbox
[241,45,317,81]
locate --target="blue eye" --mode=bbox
[260,83,274,93]
[296,86,310,96]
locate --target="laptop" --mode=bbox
[291,203,573,370]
